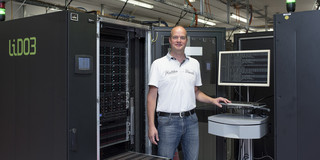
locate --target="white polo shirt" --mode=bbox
[148,53,202,113]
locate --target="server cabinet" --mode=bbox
[274,10,320,160]
[98,18,149,159]
[0,11,97,160]
[233,32,274,159]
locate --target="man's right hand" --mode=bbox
[148,125,159,145]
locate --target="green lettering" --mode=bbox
[30,37,36,55]
[17,38,23,56]
[24,38,30,55]
[9,40,13,56]
[9,37,37,57]
[13,39,17,56]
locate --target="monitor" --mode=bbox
[218,50,270,87]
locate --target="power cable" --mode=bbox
[175,10,188,26]
[65,0,73,10]
[185,0,198,26]
[254,155,274,160]
[208,0,212,14]
[117,0,129,19]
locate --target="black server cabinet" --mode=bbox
[274,10,320,160]
[233,32,274,159]
[98,20,147,159]
[0,11,97,160]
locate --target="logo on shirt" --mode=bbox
[165,70,178,76]
[185,69,194,75]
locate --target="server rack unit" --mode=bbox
[274,10,320,160]
[99,24,130,148]
[96,18,149,159]
[99,21,130,159]
[233,32,274,159]
[0,11,97,160]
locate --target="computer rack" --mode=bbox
[99,26,130,149]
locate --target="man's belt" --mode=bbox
[157,109,195,118]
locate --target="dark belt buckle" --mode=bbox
[179,112,185,118]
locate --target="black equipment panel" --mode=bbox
[274,10,320,160]
[0,11,97,160]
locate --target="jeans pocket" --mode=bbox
[158,116,171,126]
[190,114,198,123]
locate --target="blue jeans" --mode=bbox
[157,113,199,160]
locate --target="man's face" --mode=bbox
[169,27,187,53]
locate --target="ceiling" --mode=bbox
[17,0,317,31]
[70,0,318,30]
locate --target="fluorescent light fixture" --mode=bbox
[189,0,196,2]
[198,18,216,26]
[49,8,61,11]
[231,13,247,23]
[119,0,154,9]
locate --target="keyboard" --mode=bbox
[220,101,266,107]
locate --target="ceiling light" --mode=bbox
[189,0,196,2]
[230,13,247,23]
[119,0,154,9]
[198,19,216,26]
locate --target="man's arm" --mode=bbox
[195,86,230,107]
[147,85,159,145]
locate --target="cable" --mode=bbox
[208,0,212,14]
[175,10,188,26]
[66,0,73,8]
[227,27,236,40]
[12,0,27,18]
[238,139,244,160]
[205,0,208,13]
[190,13,195,27]
[151,32,158,43]
[117,0,128,19]
[249,5,253,25]
[76,7,87,12]
[185,0,198,26]
[227,26,241,41]
[11,0,12,19]
[254,155,274,160]
[255,95,274,103]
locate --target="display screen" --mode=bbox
[75,55,93,74]
[218,50,270,87]
[78,57,90,70]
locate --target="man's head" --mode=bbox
[169,26,188,53]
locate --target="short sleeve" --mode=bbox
[148,60,160,87]
[195,60,202,86]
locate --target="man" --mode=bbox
[147,26,230,160]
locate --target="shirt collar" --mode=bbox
[166,53,190,61]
